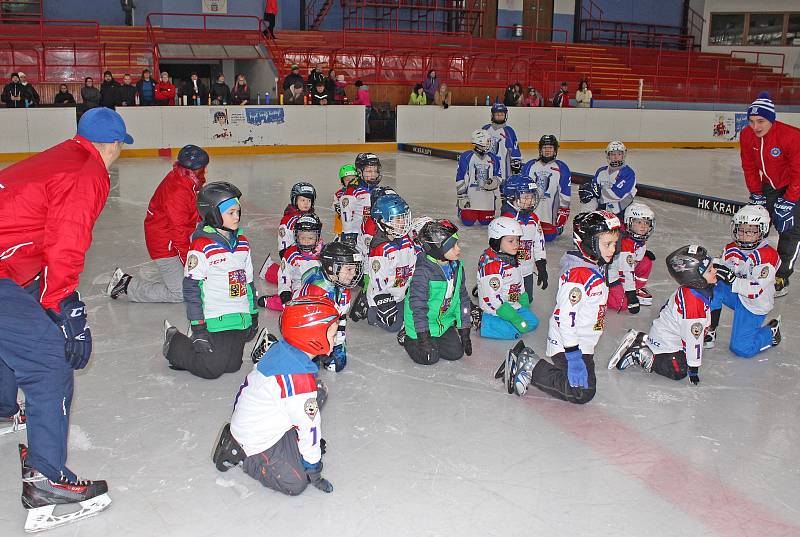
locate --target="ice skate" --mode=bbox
[19,444,111,533]
[396,326,406,346]
[608,330,652,371]
[162,319,178,358]
[105,267,131,299]
[0,403,26,436]
[495,340,526,394]
[470,302,482,330]
[212,423,245,472]
[768,316,781,346]
[250,327,278,364]
[258,253,274,280]
[636,287,653,306]
[508,342,539,396]
[704,329,717,349]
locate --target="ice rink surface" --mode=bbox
[1,148,798,537]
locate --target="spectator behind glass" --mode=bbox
[434,82,451,108]
[523,86,542,107]
[232,74,251,105]
[116,74,138,107]
[307,64,325,92]
[100,70,119,109]
[182,72,208,105]
[423,69,440,104]
[53,83,76,105]
[552,81,570,107]
[311,81,329,105]
[80,77,101,109]
[325,69,337,98]
[210,73,232,105]
[353,80,371,135]
[575,80,592,108]
[409,83,427,105]
[512,82,524,106]
[333,74,348,105]
[155,71,177,106]
[17,72,39,107]
[136,69,156,106]
[284,81,305,105]
[283,63,304,91]
[1,73,24,108]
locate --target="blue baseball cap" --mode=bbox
[77,107,134,144]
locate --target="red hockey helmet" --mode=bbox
[279,296,340,356]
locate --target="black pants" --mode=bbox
[243,428,307,496]
[263,13,276,37]
[531,352,597,405]
[652,351,688,380]
[167,329,246,379]
[763,184,800,279]
[404,326,463,365]
[523,273,533,298]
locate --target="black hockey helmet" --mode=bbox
[418,219,460,261]
[573,210,622,266]
[666,244,713,289]
[355,152,382,185]
[293,213,323,253]
[177,144,209,170]
[290,182,316,210]
[320,240,363,288]
[197,181,242,228]
[538,135,559,162]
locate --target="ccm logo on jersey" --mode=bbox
[209,257,227,266]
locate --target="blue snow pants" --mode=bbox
[711,281,773,358]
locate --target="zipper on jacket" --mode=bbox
[759,137,775,188]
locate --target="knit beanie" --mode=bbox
[748,92,776,123]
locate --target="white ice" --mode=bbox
[0,148,798,537]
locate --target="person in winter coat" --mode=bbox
[523,87,542,107]
[2,73,25,108]
[422,70,440,104]
[409,83,427,105]
[16,72,39,107]
[80,77,101,110]
[311,81,329,105]
[210,73,232,105]
[353,80,372,134]
[155,71,176,106]
[115,74,138,107]
[575,80,592,108]
[284,81,305,105]
[106,145,210,303]
[552,81,570,107]
[53,84,76,105]
[135,69,156,106]
[99,71,120,109]
[307,65,326,93]
[182,72,208,106]
[231,74,251,105]
[282,64,304,91]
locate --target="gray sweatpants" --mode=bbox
[125,256,184,303]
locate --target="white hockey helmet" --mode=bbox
[731,204,770,249]
[624,202,655,241]
[488,216,523,240]
[605,140,627,168]
[471,129,492,154]
[409,216,434,243]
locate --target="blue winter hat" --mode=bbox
[77,107,134,144]
[747,92,776,124]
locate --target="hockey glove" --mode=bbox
[303,460,334,493]
[457,196,471,210]
[555,206,570,233]
[497,302,531,334]
[279,290,292,304]
[773,198,796,234]
[713,264,736,285]
[374,293,398,327]
[510,158,522,174]
[483,176,501,191]
[349,289,369,322]
[244,313,259,342]
[459,327,472,356]
[578,181,600,204]
[749,192,767,206]
[688,366,700,386]
[191,324,214,353]
[326,344,347,372]
[564,345,589,388]
[413,331,439,365]
[644,250,656,261]
[47,292,92,370]
[535,259,548,290]
[625,290,640,314]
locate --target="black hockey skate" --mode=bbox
[250,327,278,364]
[768,316,781,346]
[608,330,652,371]
[20,444,111,533]
[106,267,131,299]
[470,302,482,331]
[396,327,406,346]
[495,340,527,394]
[213,423,245,472]
[162,320,178,358]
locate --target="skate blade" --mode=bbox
[24,493,112,533]
[257,254,274,280]
[105,268,123,296]
[608,329,639,370]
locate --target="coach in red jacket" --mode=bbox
[740,92,800,296]
[0,108,131,493]
[107,144,209,303]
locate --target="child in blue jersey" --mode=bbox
[578,140,637,220]
[521,135,572,241]
[481,103,522,183]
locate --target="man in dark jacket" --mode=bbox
[2,73,25,108]
[17,72,39,107]
[311,81,329,105]
[54,84,76,105]
[210,74,231,105]
[182,72,208,105]
[100,71,120,109]
[135,69,156,106]
[282,64,304,91]
[307,65,325,93]
[116,74,138,107]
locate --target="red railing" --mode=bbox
[495,25,569,43]
[585,20,689,49]
[730,50,785,75]
[341,0,484,36]
[0,18,100,43]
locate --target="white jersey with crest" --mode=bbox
[593,164,637,215]
[522,158,572,227]
[546,253,608,356]
[500,205,546,279]
[278,244,321,296]
[480,123,521,181]
[366,234,419,305]
[610,234,647,291]
[646,287,711,367]
[455,150,501,212]
[718,239,779,315]
[476,248,525,313]
[334,183,370,236]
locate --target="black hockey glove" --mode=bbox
[279,290,292,304]
[625,290,640,314]
[244,313,259,342]
[46,292,92,370]
[535,259,548,290]
[374,293,398,327]
[349,289,369,322]
[644,250,656,261]
[713,264,736,285]
[415,332,439,365]
[459,327,472,356]
[303,460,333,493]
[578,181,600,204]
[688,366,700,385]
[191,324,214,353]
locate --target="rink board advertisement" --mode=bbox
[209,107,285,146]
[398,143,745,216]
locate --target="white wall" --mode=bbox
[395,105,800,144]
[701,0,800,77]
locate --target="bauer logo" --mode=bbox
[770,147,782,157]
[412,146,432,156]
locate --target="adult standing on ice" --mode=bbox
[740,92,800,297]
[0,107,131,532]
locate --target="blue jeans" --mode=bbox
[480,308,539,339]
[710,282,773,358]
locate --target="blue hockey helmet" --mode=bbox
[502,174,541,213]
[491,103,508,124]
[177,144,209,170]
[371,193,412,239]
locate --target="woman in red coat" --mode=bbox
[155,71,176,106]
[107,145,209,302]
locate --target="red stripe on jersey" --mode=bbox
[478,259,503,277]
[753,245,779,267]
[288,373,318,395]
[620,236,638,254]
[565,266,596,285]
[676,288,707,319]
[274,375,287,398]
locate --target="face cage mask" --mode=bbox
[491,113,506,125]
[473,143,489,155]
[360,165,382,185]
[325,260,364,288]
[539,146,557,163]
[731,222,765,250]
[510,191,541,214]
[627,218,654,242]
[295,230,321,252]
[607,152,625,169]
[381,211,412,239]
